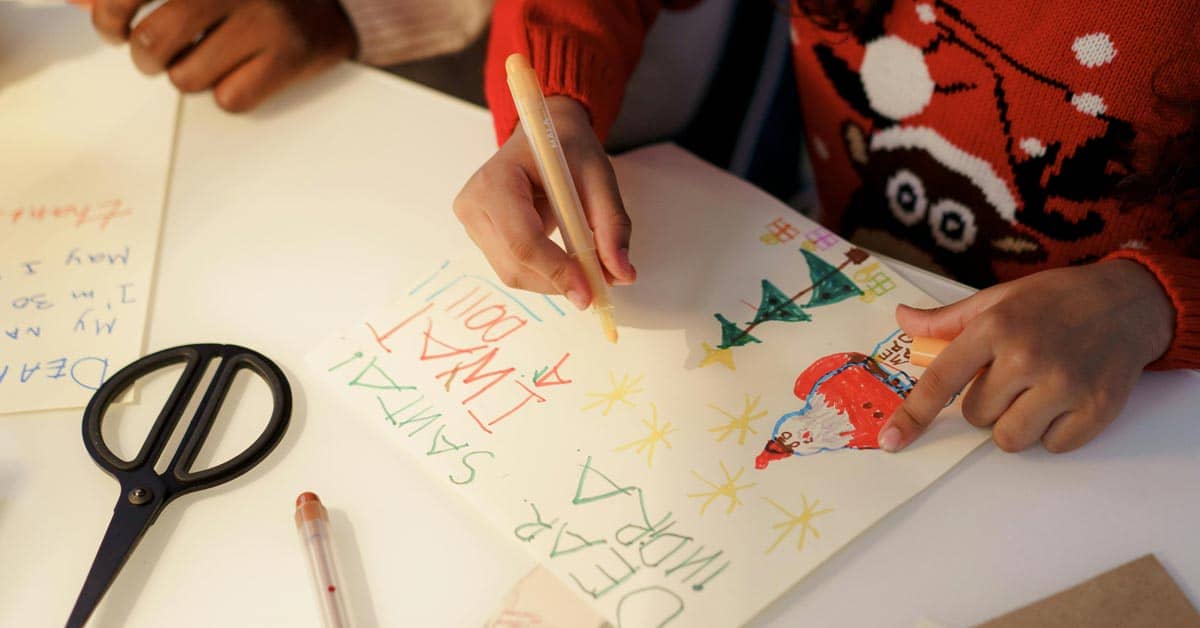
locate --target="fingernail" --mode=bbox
[136,31,153,49]
[566,290,588,311]
[878,426,902,452]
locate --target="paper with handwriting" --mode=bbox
[0,7,178,414]
[307,146,990,626]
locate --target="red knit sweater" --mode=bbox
[485,0,1200,370]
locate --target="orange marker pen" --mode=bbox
[295,492,350,628]
[910,336,951,368]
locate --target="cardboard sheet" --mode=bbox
[980,555,1200,628]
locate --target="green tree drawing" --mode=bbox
[706,247,870,358]
[716,313,760,349]
[749,279,812,325]
[801,249,863,308]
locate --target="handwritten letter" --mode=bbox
[0,11,178,413]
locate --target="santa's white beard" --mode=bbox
[785,392,854,455]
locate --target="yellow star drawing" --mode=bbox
[699,342,736,370]
[581,372,644,416]
[687,462,756,515]
[614,403,677,468]
[708,394,768,445]
[763,495,833,554]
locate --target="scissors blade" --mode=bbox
[66,497,163,628]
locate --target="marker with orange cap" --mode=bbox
[295,492,350,628]
[910,336,951,368]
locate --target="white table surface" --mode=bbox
[3,50,1198,628]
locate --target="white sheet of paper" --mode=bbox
[0,5,178,414]
[306,145,991,626]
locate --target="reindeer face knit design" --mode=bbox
[790,0,1197,286]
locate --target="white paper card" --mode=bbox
[0,6,178,413]
[307,145,990,626]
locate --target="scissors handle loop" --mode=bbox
[82,344,292,497]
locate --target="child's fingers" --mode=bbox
[1039,376,1132,453]
[163,11,259,93]
[896,283,1015,340]
[960,362,1030,427]
[128,0,234,75]
[454,142,587,304]
[466,218,558,294]
[879,327,994,451]
[465,209,560,295]
[485,200,591,307]
[575,155,635,285]
[92,0,152,43]
[212,51,296,113]
[1039,412,1101,454]
[989,386,1072,452]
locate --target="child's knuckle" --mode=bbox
[961,399,993,427]
[496,268,523,289]
[546,262,571,287]
[215,88,250,113]
[1042,434,1074,454]
[508,238,538,265]
[167,68,200,92]
[451,193,474,221]
[916,366,949,397]
[992,425,1024,452]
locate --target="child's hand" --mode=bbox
[453,96,636,310]
[90,0,357,112]
[880,260,1174,454]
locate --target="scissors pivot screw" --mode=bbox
[127,488,153,505]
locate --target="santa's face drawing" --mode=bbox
[756,352,912,469]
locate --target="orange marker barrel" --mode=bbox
[295,492,350,628]
[910,336,951,368]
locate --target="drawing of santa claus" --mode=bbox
[755,352,915,469]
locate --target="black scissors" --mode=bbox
[67,344,292,628]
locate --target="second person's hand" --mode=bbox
[91,0,357,112]
[453,96,636,310]
[879,260,1174,454]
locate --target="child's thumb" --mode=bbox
[896,284,1012,339]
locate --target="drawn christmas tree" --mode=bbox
[716,313,760,349]
[702,247,869,369]
[749,279,811,325]
[800,249,862,308]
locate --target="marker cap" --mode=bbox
[910,336,950,368]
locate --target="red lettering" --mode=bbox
[467,380,545,433]
[365,302,432,353]
[444,286,483,317]
[463,304,528,342]
[436,346,514,403]
[534,353,573,387]
[419,318,486,361]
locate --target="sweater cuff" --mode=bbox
[1103,248,1200,370]
[487,29,619,145]
[522,27,620,141]
[341,0,490,67]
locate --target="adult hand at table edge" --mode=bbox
[90,0,357,113]
[877,260,1175,455]
[453,96,636,310]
